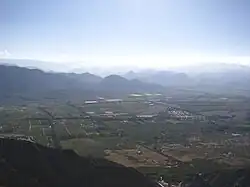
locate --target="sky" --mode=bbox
[1,0,250,70]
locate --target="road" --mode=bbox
[28,120,32,131]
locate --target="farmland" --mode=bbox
[0,93,250,181]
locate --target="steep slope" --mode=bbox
[0,65,82,93]
[0,138,159,187]
[1,138,250,187]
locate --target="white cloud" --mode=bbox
[0,50,11,58]
[9,52,250,70]
[69,54,250,69]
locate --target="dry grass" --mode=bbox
[105,147,177,168]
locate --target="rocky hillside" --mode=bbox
[0,138,159,187]
[1,138,250,187]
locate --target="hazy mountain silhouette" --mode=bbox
[1,61,250,104]
[122,63,250,92]
[64,72,103,84]
[98,75,162,92]
[0,65,162,104]
[123,70,190,86]
[0,58,68,72]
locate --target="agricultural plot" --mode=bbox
[62,119,88,137]
[61,137,126,157]
[1,93,250,179]
[41,105,82,117]
[105,146,179,168]
[54,121,71,139]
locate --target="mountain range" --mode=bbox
[123,70,190,86]
[122,64,250,95]
[0,59,250,104]
[0,64,163,104]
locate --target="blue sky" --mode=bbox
[1,0,250,69]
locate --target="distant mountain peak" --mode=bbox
[104,74,127,80]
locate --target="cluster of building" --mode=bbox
[0,134,35,142]
[167,108,203,121]
[84,98,123,104]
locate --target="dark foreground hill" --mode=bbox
[0,138,159,187]
[1,138,250,187]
